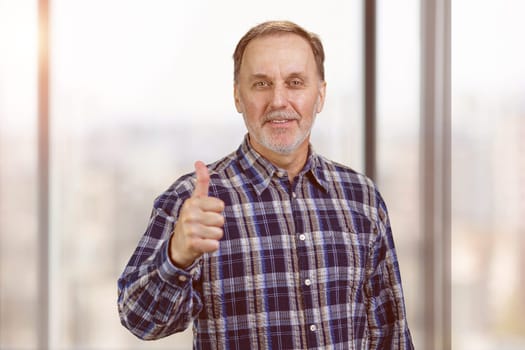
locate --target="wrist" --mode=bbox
[168,234,194,269]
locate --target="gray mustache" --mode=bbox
[263,111,300,122]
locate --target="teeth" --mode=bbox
[272,120,288,123]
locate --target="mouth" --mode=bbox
[269,119,294,124]
[263,111,300,126]
[265,119,297,128]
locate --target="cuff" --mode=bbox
[156,239,202,288]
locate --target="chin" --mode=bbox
[269,145,296,155]
[251,129,310,155]
[265,139,304,155]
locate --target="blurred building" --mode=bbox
[1,0,524,349]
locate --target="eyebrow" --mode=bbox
[250,73,271,80]
[249,72,308,80]
[287,72,307,80]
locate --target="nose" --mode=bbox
[270,84,288,109]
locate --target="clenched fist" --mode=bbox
[169,161,225,268]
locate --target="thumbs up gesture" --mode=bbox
[169,161,225,268]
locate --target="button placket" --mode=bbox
[289,175,319,345]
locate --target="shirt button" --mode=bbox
[299,234,306,241]
[292,192,297,199]
[310,324,317,332]
[304,279,312,286]
[178,275,188,282]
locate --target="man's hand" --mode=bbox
[169,161,225,268]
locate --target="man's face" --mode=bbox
[234,34,326,158]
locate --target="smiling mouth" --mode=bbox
[265,119,297,128]
[264,111,300,125]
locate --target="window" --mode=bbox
[46,1,361,348]
[7,0,513,348]
[376,0,423,345]
[451,1,525,348]
[0,1,38,348]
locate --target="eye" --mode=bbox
[288,79,304,88]
[253,81,270,88]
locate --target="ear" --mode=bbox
[316,81,327,113]
[234,83,243,113]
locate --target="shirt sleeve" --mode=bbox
[117,192,203,340]
[365,190,414,349]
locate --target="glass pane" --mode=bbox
[0,0,39,348]
[452,1,525,349]
[49,0,362,348]
[377,0,422,346]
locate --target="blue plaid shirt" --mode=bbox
[118,136,414,349]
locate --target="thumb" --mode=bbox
[193,160,210,198]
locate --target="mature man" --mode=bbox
[118,20,414,349]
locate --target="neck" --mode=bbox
[249,137,309,182]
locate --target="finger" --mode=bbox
[193,225,224,241]
[193,160,210,198]
[192,238,220,254]
[196,197,225,213]
[196,211,225,227]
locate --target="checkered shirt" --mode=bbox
[118,136,414,349]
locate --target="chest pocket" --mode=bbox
[319,210,375,293]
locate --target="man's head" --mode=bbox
[233,21,327,159]
[233,21,325,84]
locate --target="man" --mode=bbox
[118,20,414,349]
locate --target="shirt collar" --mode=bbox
[236,134,330,195]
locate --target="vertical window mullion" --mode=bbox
[364,0,377,181]
[37,0,50,349]
[420,0,451,349]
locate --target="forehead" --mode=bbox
[245,32,312,51]
[240,33,316,73]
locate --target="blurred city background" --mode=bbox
[0,0,523,349]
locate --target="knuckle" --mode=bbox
[182,199,192,209]
[185,223,200,236]
[184,197,200,210]
[187,239,200,252]
[185,211,199,223]
[211,228,223,240]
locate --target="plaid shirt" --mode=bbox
[118,136,414,349]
